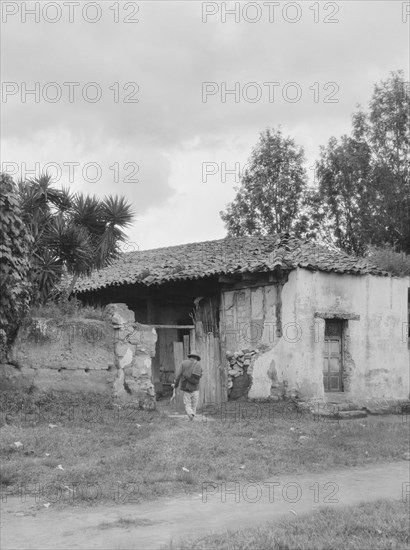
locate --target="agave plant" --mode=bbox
[17,173,135,303]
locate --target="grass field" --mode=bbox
[165,499,410,550]
[1,392,408,507]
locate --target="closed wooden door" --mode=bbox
[197,331,225,409]
[323,321,343,392]
[172,326,227,413]
[172,341,186,414]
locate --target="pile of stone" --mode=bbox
[226,349,258,390]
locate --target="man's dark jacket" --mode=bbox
[174,359,202,392]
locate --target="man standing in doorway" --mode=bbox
[173,351,202,420]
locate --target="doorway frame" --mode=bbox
[151,324,195,392]
[323,319,345,392]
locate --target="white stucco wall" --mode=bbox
[245,269,410,401]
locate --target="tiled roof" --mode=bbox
[74,234,389,293]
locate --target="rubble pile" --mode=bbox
[226,349,258,390]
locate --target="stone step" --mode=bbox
[324,392,347,404]
[302,399,408,418]
[315,408,367,419]
[324,402,360,412]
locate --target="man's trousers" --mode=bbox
[182,390,199,418]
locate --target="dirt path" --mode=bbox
[1,461,409,550]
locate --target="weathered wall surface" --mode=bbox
[240,278,303,401]
[2,317,114,393]
[222,270,410,402]
[221,284,289,401]
[222,285,280,352]
[1,304,158,408]
[289,269,409,401]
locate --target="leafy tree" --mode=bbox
[314,135,375,254]
[0,173,33,357]
[356,70,410,253]
[18,174,135,303]
[220,128,310,236]
[315,71,410,254]
[366,243,410,277]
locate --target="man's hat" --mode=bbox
[188,350,201,360]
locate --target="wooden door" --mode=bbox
[171,323,227,413]
[172,341,186,414]
[323,321,343,392]
[196,328,226,410]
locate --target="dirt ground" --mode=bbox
[1,460,409,550]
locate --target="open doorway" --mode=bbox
[152,324,195,399]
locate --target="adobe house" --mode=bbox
[75,235,410,408]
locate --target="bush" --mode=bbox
[367,243,410,276]
[0,173,33,358]
[29,299,104,322]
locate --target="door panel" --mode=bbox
[172,326,226,413]
[330,357,340,372]
[197,331,224,409]
[323,322,343,392]
[172,341,185,413]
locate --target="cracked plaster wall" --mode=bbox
[223,269,410,401]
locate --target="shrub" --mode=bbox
[367,243,410,276]
[0,173,33,358]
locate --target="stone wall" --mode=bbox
[107,304,157,408]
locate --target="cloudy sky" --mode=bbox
[1,0,409,250]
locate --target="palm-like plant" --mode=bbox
[67,193,134,293]
[18,174,135,303]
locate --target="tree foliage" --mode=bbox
[17,174,135,304]
[220,72,409,261]
[315,71,410,255]
[314,135,375,254]
[220,128,310,236]
[366,243,410,277]
[0,173,33,356]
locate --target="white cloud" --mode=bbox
[1,0,408,249]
